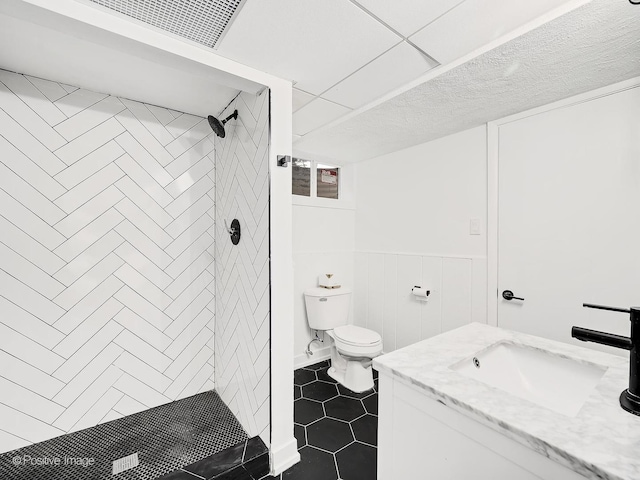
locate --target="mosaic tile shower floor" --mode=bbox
[0,391,248,480]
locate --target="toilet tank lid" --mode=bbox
[304,287,352,297]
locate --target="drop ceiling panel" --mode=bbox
[410,0,574,64]
[323,42,438,109]
[293,88,315,112]
[216,0,401,95]
[354,0,465,37]
[293,98,351,136]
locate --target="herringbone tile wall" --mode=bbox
[214,91,270,445]
[0,69,218,453]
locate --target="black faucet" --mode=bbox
[572,303,640,416]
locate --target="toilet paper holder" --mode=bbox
[412,286,431,298]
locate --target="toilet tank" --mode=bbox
[304,287,352,330]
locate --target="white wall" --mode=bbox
[268,79,299,474]
[354,126,488,352]
[0,11,243,119]
[351,79,640,357]
[292,160,357,368]
[355,126,487,256]
[0,70,216,452]
[293,204,355,367]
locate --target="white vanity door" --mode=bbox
[497,84,640,351]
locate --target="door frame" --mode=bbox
[486,76,640,327]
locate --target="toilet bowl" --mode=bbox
[303,287,381,393]
[327,325,382,392]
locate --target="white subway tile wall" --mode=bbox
[0,69,216,453]
[214,91,271,446]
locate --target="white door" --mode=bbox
[497,85,640,353]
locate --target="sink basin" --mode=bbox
[450,341,607,417]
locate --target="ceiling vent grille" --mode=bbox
[87,0,244,48]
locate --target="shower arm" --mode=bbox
[222,111,238,124]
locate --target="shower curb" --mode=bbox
[158,436,269,480]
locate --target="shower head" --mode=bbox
[208,110,238,138]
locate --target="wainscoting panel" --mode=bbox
[214,90,270,445]
[395,255,422,350]
[382,254,398,355]
[441,258,472,333]
[354,251,485,353]
[0,70,216,453]
[420,256,444,343]
[366,253,385,345]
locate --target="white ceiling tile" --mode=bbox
[293,98,351,136]
[409,0,574,64]
[216,0,401,95]
[323,42,438,109]
[293,88,315,112]
[354,0,465,37]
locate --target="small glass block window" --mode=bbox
[317,164,339,199]
[292,158,311,196]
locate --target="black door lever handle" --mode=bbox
[502,290,524,301]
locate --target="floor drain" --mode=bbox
[112,453,140,475]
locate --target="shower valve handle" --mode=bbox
[225,219,241,246]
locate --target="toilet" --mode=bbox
[304,287,382,393]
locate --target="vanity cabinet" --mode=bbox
[377,373,587,480]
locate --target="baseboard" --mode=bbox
[270,437,300,476]
[294,346,331,369]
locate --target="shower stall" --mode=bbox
[0,0,297,478]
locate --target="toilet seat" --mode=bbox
[331,325,382,357]
[333,325,381,346]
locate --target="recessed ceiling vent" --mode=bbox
[87,0,245,48]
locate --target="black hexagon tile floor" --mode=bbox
[262,360,378,480]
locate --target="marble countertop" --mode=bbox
[373,323,640,480]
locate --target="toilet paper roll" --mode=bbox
[411,287,431,298]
